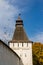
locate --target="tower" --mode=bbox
[9,15,33,65]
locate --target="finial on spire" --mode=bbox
[19,13,21,16]
[18,13,21,20]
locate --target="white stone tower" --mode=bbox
[9,16,33,65]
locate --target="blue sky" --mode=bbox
[0,0,43,43]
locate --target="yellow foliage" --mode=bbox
[32,42,43,63]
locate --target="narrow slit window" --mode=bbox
[18,43,19,47]
[25,54,27,57]
[13,43,14,47]
[27,43,28,47]
[22,43,23,47]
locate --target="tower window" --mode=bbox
[20,54,22,57]
[25,54,27,57]
[22,43,23,47]
[27,43,28,47]
[18,43,19,47]
[13,43,14,47]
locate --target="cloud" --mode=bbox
[0,0,43,43]
[31,32,43,43]
[0,0,20,26]
[0,0,20,42]
[0,31,12,44]
[6,0,35,12]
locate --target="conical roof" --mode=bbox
[10,16,32,43]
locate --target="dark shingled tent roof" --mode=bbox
[10,16,32,43]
